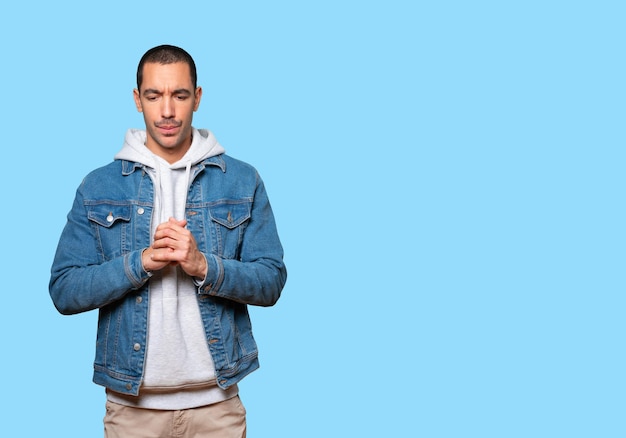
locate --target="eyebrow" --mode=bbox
[142,88,192,96]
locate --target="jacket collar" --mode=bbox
[120,154,227,176]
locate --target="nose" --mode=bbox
[161,96,174,118]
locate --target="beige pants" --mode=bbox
[104,396,247,438]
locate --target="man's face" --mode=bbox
[134,62,202,163]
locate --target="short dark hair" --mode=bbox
[136,44,197,91]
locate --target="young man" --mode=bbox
[49,45,287,438]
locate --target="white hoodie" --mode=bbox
[107,128,238,409]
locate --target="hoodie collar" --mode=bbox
[116,127,227,176]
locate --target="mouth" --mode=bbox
[156,123,181,135]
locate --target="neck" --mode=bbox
[146,135,193,164]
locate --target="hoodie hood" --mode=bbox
[113,127,226,225]
[114,127,225,169]
[113,127,225,223]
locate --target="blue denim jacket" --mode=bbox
[49,154,287,395]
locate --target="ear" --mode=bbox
[193,86,203,112]
[133,89,143,112]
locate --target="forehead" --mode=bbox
[140,62,193,91]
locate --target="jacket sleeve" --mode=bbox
[49,183,150,315]
[198,173,287,307]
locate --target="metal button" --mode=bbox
[133,343,141,351]
[126,383,132,390]
[137,207,145,215]
[136,296,143,304]
[106,213,113,223]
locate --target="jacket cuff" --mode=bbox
[197,253,224,295]
[124,250,152,289]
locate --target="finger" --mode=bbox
[152,237,176,249]
[154,223,185,241]
[149,246,177,261]
[168,217,188,228]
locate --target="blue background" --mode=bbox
[2,1,624,436]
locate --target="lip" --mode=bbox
[157,125,180,134]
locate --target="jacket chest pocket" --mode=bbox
[87,203,132,260]
[207,201,251,259]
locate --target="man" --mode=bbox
[49,45,287,438]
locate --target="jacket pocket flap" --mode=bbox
[209,202,251,229]
[87,204,132,228]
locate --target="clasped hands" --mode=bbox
[141,217,207,279]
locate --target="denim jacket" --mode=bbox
[49,154,287,395]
